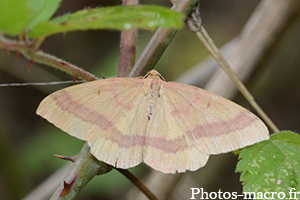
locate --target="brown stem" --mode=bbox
[117,169,158,200]
[0,35,97,81]
[128,0,199,77]
[118,0,139,77]
[21,49,97,81]
[118,1,159,199]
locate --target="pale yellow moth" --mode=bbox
[37,69,269,173]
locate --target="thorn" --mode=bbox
[54,154,77,162]
[15,50,20,59]
[28,60,34,70]
[73,76,77,84]
[101,73,106,79]
[59,61,70,66]
[60,176,77,197]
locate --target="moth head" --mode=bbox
[144,69,166,82]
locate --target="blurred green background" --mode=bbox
[0,0,300,199]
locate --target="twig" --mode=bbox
[49,143,112,200]
[0,80,85,87]
[117,169,158,200]
[118,1,159,199]
[128,0,199,77]
[126,172,182,200]
[0,35,97,81]
[118,0,139,77]
[186,6,279,133]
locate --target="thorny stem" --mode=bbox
[50,143,112,200]
[0,34,97,81]
[118,0,139,77]
[186,10,280,133]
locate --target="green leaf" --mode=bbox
[0,0,61,35]
[29,5,184,38]
[236,131,300,200]
[26,0,62,29]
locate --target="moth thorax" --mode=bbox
[145,78,162,119]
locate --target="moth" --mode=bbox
[37,69,269,173]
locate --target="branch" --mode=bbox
[118,0,139,77]
[50,143,112,199]
[0,35,97,81]
[118,2,160,198]
[186,10,279,132]
[117,169,158,200]
[128,0,199,77]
